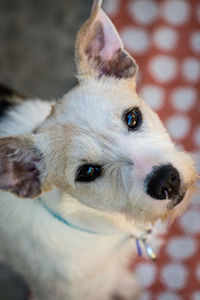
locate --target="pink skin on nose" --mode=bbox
[132,158,155,182]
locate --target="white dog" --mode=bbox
[0,1,197,299]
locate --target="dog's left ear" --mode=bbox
[0,135,44,198]
[75,2,138,83]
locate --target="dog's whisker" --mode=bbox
[163,189,169,199]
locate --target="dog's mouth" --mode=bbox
[168,190,186,209]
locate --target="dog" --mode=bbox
[0,0,197,299]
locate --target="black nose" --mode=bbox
[146,164,180,200]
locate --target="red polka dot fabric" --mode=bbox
[103,1,200,299]
[104,0,200,153]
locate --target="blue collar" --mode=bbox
[38,197,156,260]
[38,197,101,235]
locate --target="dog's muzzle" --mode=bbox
[145,164,185,205]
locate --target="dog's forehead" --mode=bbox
[58,79,142,128]
[46,78,173,165]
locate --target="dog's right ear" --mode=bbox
[75,0,138,83]
[0,135,44,198]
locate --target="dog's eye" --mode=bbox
[76,164,102,182]
[124,107,142,131]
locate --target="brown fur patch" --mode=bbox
[84,21,137,79]
[0,136,43,198]
[75,8,138,81]
[98,48,137,79]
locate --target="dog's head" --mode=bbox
[0,1,197,223]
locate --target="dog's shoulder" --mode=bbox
[0,83,54,136]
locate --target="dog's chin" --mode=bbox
[165,184,189,211]
[170,191,186,208]
[148,188,191,223]
[164,187,195,221]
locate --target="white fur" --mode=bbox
[37,78,196,222]
[0,99,142,299]
[0,79,196,300]
[0,3,197,299]
[0,190,141,300]
[0,189,164,300]
[0,99,53,136]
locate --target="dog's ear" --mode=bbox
[75,2,138,82]
[0,135,44,198]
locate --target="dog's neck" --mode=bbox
[40,190,158,261]
[41,190,143,237]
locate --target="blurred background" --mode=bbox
[0,0,199,299]
[0,0,91,99]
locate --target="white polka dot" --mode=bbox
[180,210,200,234]
[182,58,200,83]
[150,55,177,82]
[129,0,158,25]
[157,292,182,300]
[192,291,200,300]
[161,263,187,289]
[138,292,151,300]
[136,70,142,85]
[171,87,197,112]
[167,237,197,260]
[193,153,200,173]
[162,0,191,25]
[196,264,200,282]
[175,143,185,151]
[166,115,190,139]
[192,181,200,204]
[154,27,178,51]
[197,4,200,23]
[190,31,200,54]
[194,126,200,147]
[192,192,200,205]
[135,263,156,288]
[121,27,150,53]
[103,0,120,16]
[141,85,164,111]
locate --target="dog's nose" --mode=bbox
[146,164,180,200]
